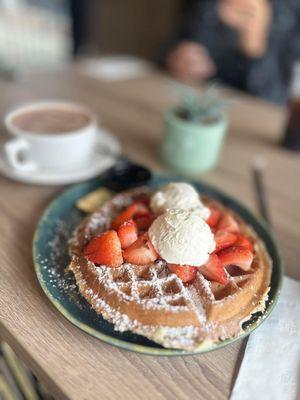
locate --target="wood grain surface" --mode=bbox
[0,69,299,400]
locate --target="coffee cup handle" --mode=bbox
[4,138,38,171]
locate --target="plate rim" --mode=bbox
[33,175,283,356]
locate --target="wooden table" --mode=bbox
[0,69,299,400]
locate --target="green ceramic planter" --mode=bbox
[161,108,228,173]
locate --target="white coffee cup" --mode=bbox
[4,101,98,171]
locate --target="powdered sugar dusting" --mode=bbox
[70,258,204,350]
[38,220,78,295]
[38,186,272,351]
[67,188,272,350]
[92,260,192,311]
[187,284,207,324]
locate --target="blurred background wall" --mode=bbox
[0,0,71,74]
[76,0,183,60]
[0,0,184,77]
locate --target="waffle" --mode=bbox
[68,187,272,350]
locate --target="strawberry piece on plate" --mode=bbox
[167,264,197,283]
[206,207,222,229]
[123,233,158,265]
[135,214,156,231]
[117,219,138,249]
[84,230,123,267]
[112,202,149,230]
[218,246,254,271]
[217,213,240,233]
[214,230,237,253]
[198,254,228,285]
[133,193,150,206]
[234,234,254,252]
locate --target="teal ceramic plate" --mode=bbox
[33,175,283,355]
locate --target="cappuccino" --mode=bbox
[11,108,91,134]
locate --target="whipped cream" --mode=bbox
[148,209,215,266]
[150,182,210,220]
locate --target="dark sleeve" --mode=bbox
[245,0,300,104]
[285,1,300,62]
[179,0,218,41]
[175,0,238,63]
[162,0,221,66]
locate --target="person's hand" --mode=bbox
[166,41,216,81]
[217,0,272,58]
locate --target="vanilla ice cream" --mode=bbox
[150,182,210,220]
[148,209,215,266]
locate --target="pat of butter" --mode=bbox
[76,188,113,213]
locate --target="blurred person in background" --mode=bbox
[167,0,300,104]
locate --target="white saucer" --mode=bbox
[0,130,120,185]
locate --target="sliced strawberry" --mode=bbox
[84,230,123,267]
[112,202,149,230]
[133,193,150,206]
[234,234,254,252]
[167,264,197,283]
[117,219,138,249]
[83,234,102,255]
[218,246,254,271]
[214,230,237,253]
[123,233,158,265]
[206,207,222,229]
[217,213,240,233]
[135,214,156,231]
[198,254,228,285]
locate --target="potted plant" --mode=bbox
[161,83,228,173]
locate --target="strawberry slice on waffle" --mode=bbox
[198,254,228,285]
[218,246,254,271]
[167,264,198,283]
[117,219,138,249]
[123,233,158,265]
[84,230,123,268]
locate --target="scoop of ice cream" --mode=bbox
[148,209,215,266]
[150,182,210,220]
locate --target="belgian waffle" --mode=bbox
[68,187,272,350]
